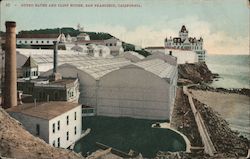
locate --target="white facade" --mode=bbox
[76,33,90,41]
[165,25,206,62]
[165,49,198,64]
[87,44,111,58]
[7,102,82,149]
[42,59,177,120]
[15,50,177,120]
[48,106,82,148]
[104,37,124,56]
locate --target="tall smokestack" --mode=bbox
[3,21,17,109]
[50,41,61,81]
[53,41,58,73]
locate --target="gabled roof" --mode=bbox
[22,56,38,68]
[180,25,188,33]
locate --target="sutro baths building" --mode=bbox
[17,49,178,120]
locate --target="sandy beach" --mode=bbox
[189,89,250,139]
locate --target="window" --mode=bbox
[36,124,40,136]
[57,121,60,130]
[41,41,44,43]
[74,126,77,135]
[19,41,22,44]
[30,41,33,44]
[74,112,77,120]
[66,131,69,141]
[66,116,69,125]
[52,123,55,133]
[36,41,38,43]
[110,43,112,46]
[47,41,49,43]
[52,140,55,147]
[57,137,60,147]
[25,41,27,43]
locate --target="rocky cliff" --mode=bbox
[178,62,218,84]
[0,108,84,159]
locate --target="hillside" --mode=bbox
[0,108,84,159]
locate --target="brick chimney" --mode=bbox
[3,21,17,109]
[50,41,62,81]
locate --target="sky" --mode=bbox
[0,0,249,54]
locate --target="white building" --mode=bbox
[42,59,177,120]
[7,102,82,149]
[76,33,90,41]
[16,50,177,120]
[165,25,206,62]
[165,49,198,64]
[103,37,124,56]
[87,44,111,58]
[16,33,66,46]
[144,46,165,54]
[144,51,177,66]
[21,56,39,80]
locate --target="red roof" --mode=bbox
[17,33,60,39]
[145,46,165,49]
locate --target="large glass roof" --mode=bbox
[17,49,176,80]
[134,59,176,79]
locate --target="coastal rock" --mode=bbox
[178,62,215,84]
[190,85,250,97]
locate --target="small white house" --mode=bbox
[76,33,90,41]
[7,102,82,149]
[87,44,111,58]
[104,37,124,56]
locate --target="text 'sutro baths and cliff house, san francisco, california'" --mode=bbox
[0,0,249,158]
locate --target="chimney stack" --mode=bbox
[50,41,61,81]
[53,41,58,73]
[3,21,17,109]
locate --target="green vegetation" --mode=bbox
[74,116,186,158]
[122,42,151,57]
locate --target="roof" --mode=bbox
[134,59,177,79]
[7,102,80,120]
[48,78,77,86]
[22,56,38,68]
[60,57,131,80]
[144,51,177,66]
[120,51,145,62]
[17,33,60,39]
[180,25,188,33]
[145,46,165,50]
[17,49,176,81]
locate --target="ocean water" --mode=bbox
[206,55,249,89]
[206,54,250,139]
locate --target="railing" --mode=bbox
[183,86,216,156]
